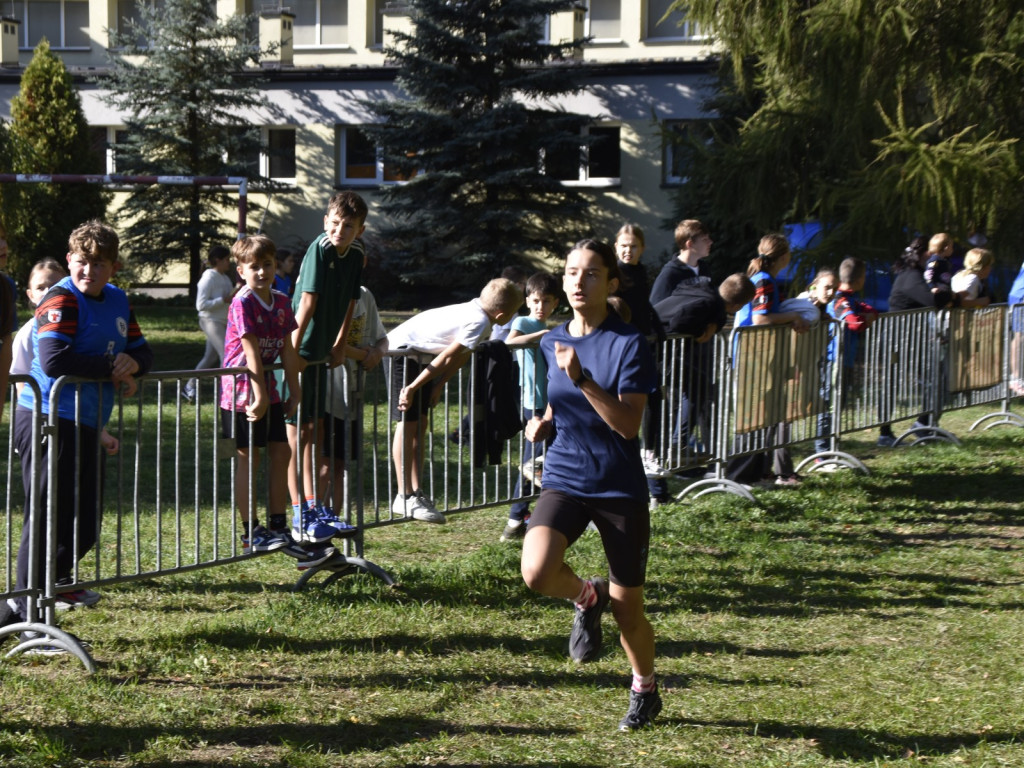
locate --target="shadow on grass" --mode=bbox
[650,562,1024,618]
[2,717,587,765]
[682,716,1023,762]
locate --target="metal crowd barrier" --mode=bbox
[5,303,1024,670]
[0,344,537,669]
[667,318,864,501]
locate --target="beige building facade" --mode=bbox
[0,1,717,278]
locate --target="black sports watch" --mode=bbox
[573,368,592,388]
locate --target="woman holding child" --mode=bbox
[519,238,662,731]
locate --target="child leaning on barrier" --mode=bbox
[798,268,837,321]
[726,233,809,487]
[924,232,955,295]
[652,273,754,465]
[325,249,389,519]
[12,259,66,394]
[287,191,367,544]
[220,235,340,571]
[951,248,994,309]
[500,271,560,542]
[815,257,879,455]
[386,278,524,524]
[1,220,153,637]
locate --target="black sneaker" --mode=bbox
[295,545,338,571]
[618,686,662,731]
[270,528,317,560]
[568,577,609,663]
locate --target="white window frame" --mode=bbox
[585,0,622,42]
[645,0,709,42]
[292,0,350,49]
[263,127,297,184]
[371,0,385,49]
[337,125,415,186]
[91,126,129,174]
[550,124,622,188]
[11,0,89,50]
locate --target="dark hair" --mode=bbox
[207,244,231,267]
[501,265,529,284]
[570,238,621,283]
[893,235,927,274]
[525,271,560,298]
[327,191,369,224]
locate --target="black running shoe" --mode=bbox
[295,546,338,571]
[568,577,609,663]
[618,686,662,731]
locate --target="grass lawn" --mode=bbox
[3,306,1024,767]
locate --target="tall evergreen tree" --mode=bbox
[364,0,593,298]
[0,39,107,287]
[101,0,273,296]
[673,0,1024,273]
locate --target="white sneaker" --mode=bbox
[391,492,447,524]
[642,454,669,478]
[520,456,544,488]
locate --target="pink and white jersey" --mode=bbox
[220,287,297,411]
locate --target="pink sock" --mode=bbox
[572,579,596,610]
[632,672,656,693]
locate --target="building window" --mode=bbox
[547,125,621,187]
[338,126,414,185]
[14,0,89,49]
[587,0,621,40]
[527,13,550,43]
[646,0,705,41]
[663,120,710,185]
[372,0,385,47]
[116,0,166,47]
[87,127,109,174]
[293,0,348,47]
[266,128,297,180]
[93,127,131,174]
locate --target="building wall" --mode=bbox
[0,1,717,280]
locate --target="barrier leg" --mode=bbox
[1,620,96,673]
[292,553,396,591]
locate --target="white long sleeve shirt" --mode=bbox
[195,268,233,322]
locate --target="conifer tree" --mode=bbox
[0,39,107,287]
[101,0,272,296]
[365,0,593,296]
[674,0,1024,271]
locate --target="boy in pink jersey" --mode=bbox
[220,235,336,570]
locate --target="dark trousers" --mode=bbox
[11,408,103,618]
[510,407,550,521]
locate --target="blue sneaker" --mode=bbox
[242,525,288,554]
[292,508,335,544]
[315,506,358,538]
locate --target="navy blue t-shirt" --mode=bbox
[539,312,656,500]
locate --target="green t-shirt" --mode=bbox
[292,234,364,360]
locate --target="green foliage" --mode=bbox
[0,39,107,289]
[101,0,275,297]
[674,0,1024,274]
[364,0,593,298]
